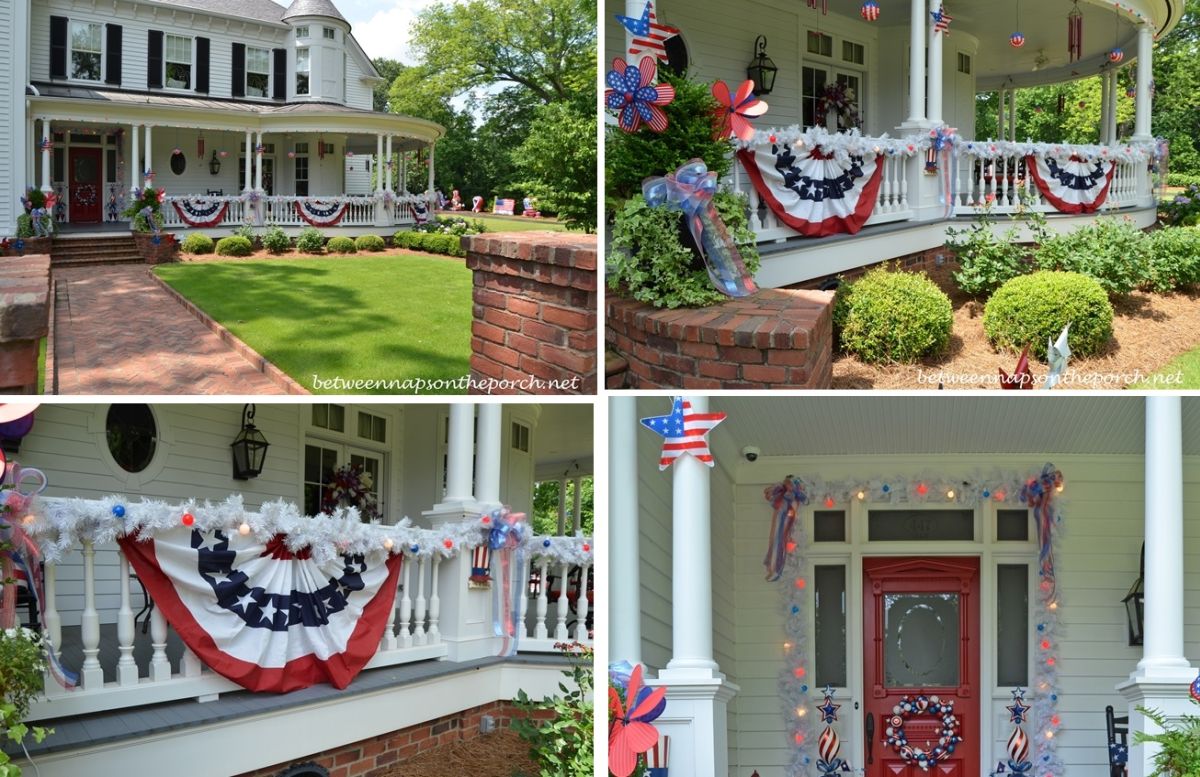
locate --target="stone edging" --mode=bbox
[46,279,57,394]
[147,271,310,395]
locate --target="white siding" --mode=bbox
[344,50,374,112]
[343,154,371,195]
[1,0,28,234]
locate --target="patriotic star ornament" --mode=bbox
[640,397,726,470]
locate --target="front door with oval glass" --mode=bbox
[70,147,102,223]
[863,557,980,776]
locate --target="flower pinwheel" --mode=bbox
[609,663,667,777]
[605,56,675,133]
[711,79,768,142]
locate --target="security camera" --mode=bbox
[742,446,761,462]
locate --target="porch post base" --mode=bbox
[645,675,738,777]
[896,119,936,132]
[419,505,496,662]
[1117,670,1199,777]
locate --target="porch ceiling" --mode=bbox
[696,397,1200,457]
[534,403,595,476]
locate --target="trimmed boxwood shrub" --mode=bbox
[180,233,214,254]
[326,236,357,254]
[295,227,325,254]
[983,271,1113,359]
[832,267,954,364]
[1147,227,1200,292]
[1033,218,1151,296]
[261,226,291,255]
[215,236,253,257]
[392,231,466,257]
[355,234,386,252]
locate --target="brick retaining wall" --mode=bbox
[0,256,52,393]
[464,232,597,394]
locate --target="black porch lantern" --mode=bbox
[1122,542,1145,647]
[747,35,778,96]
[209,150,222,176]
[231,404,269,480]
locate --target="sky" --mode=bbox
[338,0,441,64]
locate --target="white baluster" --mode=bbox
[80,540,102,689]
[519,555,531,639]
[42,563,62,695]
[380,567,399,653]
[748,186,764,231]
[428,554,441,643]
[998,157,1010,207]
[149,605,171,682]
[535,560,549,640]
[732,156,742,195]
[878,158,890,213]
[117,550,137,685]
[399,556,413,648]
[414,556,428,646]
[573,562,590,642]
[554,561,570,641]
[182,646,202,678]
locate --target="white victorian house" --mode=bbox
[4,401,593,776]
[606,0,1173,286]
[610,395,1200,777]
[0,0,440,237]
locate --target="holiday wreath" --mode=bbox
[884,694,963,770]
[321,464,380,522]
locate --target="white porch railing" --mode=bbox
[160,195,247,229]
[260,196,378,227]
[951,151,1142,215]
[26,527,591,722]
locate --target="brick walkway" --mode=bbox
[53,266,286,394]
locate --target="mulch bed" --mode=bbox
[831,263,1200,389]
[377,728,540,777]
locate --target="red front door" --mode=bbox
[863,557,980,777]
[69,148,102,223]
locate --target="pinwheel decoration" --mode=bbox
[999,346,1032,390]
[605,56,676,133]
[711,79,769,142]
[1044,323,1071,390]
[609,664,667,777]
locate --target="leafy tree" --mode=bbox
[532,477,594,536]
[513,101,598,230]
[370,57,406,113]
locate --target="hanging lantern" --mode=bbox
[218,149,229,158]
[318,137,326,160]
[198,134,205,159]
[1067,1,1083,63]
[1010,32,1026,47]
[1109,47,1124,63]
[860,0,879,21]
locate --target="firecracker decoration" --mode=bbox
[999,345,1033,389]
[807,0,828,14]
[884,695,963,770]
[711,80,769,142]
[647,736,669,777]
[991,688,1034,774]
[605,56,676,133]
[1067,1,1083,63]
[198,135,205,159]
[763,477,808,582]
[1109,48,1125,63]
[640,397,726,470]
[860,0,879,21]
[615,0,680,63]
[815,686,850,775]
[1011,32,1026,47]
[932,4,952,35]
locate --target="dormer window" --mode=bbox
[323,27,336,40]
[295,25,309,38]
[296,47,310,95]
[246,47,271,97]
[70,22,102,81]
[164,34,192,89]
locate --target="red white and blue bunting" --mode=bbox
[295,199,348,227]
[1026,155,1115,214]
[172,197,230,228]
[119,525,402,692]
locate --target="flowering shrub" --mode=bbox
[17,189,57,238]
[121,188,165,234]
[295,227,325,254]
[412,216,486,236]
[0,627,52,777]
[320,463,380,522]
[1160,183,1200,226]
[512,642,594,777]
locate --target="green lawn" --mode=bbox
[155,255,473,394]
[445,211,569,232]
[1133,348,1200,389]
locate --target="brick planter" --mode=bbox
[132,232,180,264]
[607,289,835,389]
[0,256,52,393]
[463,232,597,394]
[0,237,52,257]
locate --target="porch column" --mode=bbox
[1118,395,1199,777]
[926,0,943,124]
[427,141,436,209]
[438,403,476,508]
[1100,72,1111,144]
[375,133,384,191]
[129,123,140,195]
[572,476,583,534]
[1133,24,1153,140]
[904,0,927,125]
[243,131,252,191]
[997,90,1006,141]
[26,117,35,192]
[1107,71,1120,142]
[609,396,642,666]
[384,135,394,191]
[474,404,502,511]
[401,152,408,194]
[1008,88,1017,142]
[40,119,51,194]
[254,131,264,191]
[143,125,153,184]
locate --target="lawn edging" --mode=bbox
[149,272,310,395]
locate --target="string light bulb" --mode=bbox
[797,706,807,717]
[384,537,394,550]
[916,482,929,495]
[824,496,835,508]
[238,522,251,536]
[21,515,34,526]
[857,490,866,501]
[181,512,195,526]
[795,578,806,589]
[1056,481,1064,493]
[946,488,955,499]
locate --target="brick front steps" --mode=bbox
[607,288,835,389]
[51,235,144,267]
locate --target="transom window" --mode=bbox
[957,52,972,74]
[296,48,310,95]
[70,22,102,81]
[323,27,336,40]
[842,40,865,65]
[806,31,832,57]
[357,411,387,443]
[246,47,271,98]
[511,421,530,452]
[164,34,192,89]
[867,509,975,542]
[311,403,345,432]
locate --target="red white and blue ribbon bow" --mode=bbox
[485,507,527,657]
[640,397,726,470]
[1020,464,1062,602]
[605,56,675,133]
[642,159,758,297]
[762,477,808,582]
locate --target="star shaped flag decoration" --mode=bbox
[640,398,726,470]
[818,694,841,724]
[1007,696,1030,725]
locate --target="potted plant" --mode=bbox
[122,187,178,264]
[5,189,57,257]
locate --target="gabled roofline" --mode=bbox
[130,0,290,30]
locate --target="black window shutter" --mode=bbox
[105,25,122,85]
[147,30,163,89]
[49,16,68,79]
[195,37,210,92]
[231,43,245,97]
[272,48,287,100]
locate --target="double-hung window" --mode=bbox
[164,34,192,89]
[70,22,102,81]
[296,48,310,95]
[246,47,270,97]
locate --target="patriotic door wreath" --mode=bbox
[884,694,964,770]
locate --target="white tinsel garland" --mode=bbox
[24,496,593,569]
[1029,496,1066,777]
